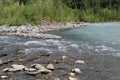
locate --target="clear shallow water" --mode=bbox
[0,23,120,80]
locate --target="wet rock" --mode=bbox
[75,60,85,64]
[26,70,40,75]
[37,69,52,74]
[11,64,26,71]
[69,72,76,77]
[3,68,9,72]
[31,64,47,70]
[1,75,8,79]
[69,77,78,80]
[29,64,52,74]
[72,68,82,74]
[62,55,67,59]
[47,64,55,70]
[26,69,51,75]
[0,59,3,65]
[54,78,60,80]
[24,67,37,72]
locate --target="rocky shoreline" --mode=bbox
[0,21,85,39]
[0,21,86,80]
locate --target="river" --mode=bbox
[0,23,120,80]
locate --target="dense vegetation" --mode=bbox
[0,0,120,25]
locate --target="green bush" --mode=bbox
[0,0,119,25]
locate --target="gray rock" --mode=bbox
[11,64,26,71]
[8,68,18,72]
[26,69,51,75]
[75,60,85,64]
[31,64,47,70]
[24,67,37,71]
[26,70,40,75]
[47,64,55,70]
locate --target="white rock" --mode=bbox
[75,60,85,64]
[47,64,55,70]
[26,71,40,75]
[72,68,82,74]
[11,64,26,71]
[31,64,47,70]
[69,72,76,77]
[38,69,52,73]
[62,56,67,59]
[54,78,60,80]
[3,68,9,72]
[69,77,78,80]
[1,75,8,79]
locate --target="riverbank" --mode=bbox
[0,20,85,39]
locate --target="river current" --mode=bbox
[0,23,120,80]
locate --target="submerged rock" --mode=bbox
[3,64,26,72]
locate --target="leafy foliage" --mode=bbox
[0,0,119,25]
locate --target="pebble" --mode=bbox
[72,68,82,74]
[47,64,55,70]
[69,72,76,77]
[69,77,78,80]
[1,75,8,79]
[62,55,67,59]
[75,60,85,64]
